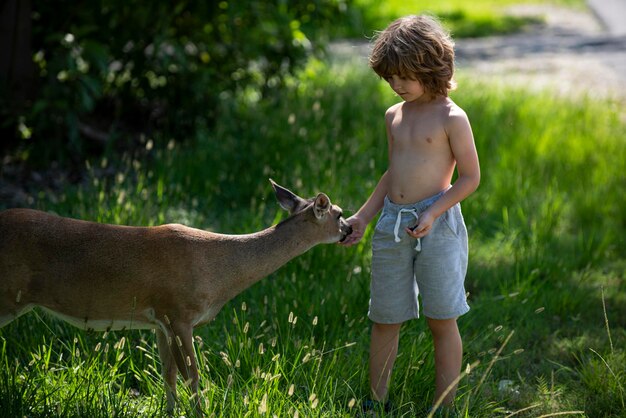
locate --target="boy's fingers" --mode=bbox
[406,225,430,238]
[340,237,360,246]
[339,233,357,245]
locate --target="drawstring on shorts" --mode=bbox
[393,208,422,252]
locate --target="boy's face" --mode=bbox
[384,74,427,103]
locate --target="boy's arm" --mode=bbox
[356,170,390,223]
[340,171,389,246]
[341,108,395,246]
[408,107,480,238]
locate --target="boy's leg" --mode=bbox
[427,317,462,407]
[370,322,402,401]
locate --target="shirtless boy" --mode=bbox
[341,15,480,414]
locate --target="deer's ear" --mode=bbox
[313,193,331,219]
[271,179,305,213]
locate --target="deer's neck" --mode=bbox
[219,217,318,297]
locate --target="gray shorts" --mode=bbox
[369,191,470,323]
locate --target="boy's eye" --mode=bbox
[384,75,407,82]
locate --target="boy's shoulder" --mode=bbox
[442,98,472,136]
[444,97,467,115]
[442,99,470,129]
[432,96,466,113]
[385,97,467,119]
[384,102,403,123]
[385,102,403,115]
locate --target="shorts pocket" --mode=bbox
[374,211,389,232]
[442,205,461,237]
[372,211,395,252]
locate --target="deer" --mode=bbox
[0,179,352,415]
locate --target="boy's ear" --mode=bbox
[313,193,331,219]
[270,179,306,214]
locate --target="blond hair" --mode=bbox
[369,15,456,97]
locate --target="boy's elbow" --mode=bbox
[465,171,480,193]
[473,171,481,190]
[472,172,481,192]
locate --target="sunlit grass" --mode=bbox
[342,0,585,38]
[1,57,624,416]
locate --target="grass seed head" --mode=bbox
[220,352,232,367]
[258,393,268,414]
[116,337,126,350]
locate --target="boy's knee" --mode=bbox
[372,322,402,334]
[426,317,458,335]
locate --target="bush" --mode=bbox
[1,0,351,166]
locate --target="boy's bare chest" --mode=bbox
[390,111,448,151]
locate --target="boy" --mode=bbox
[341,15,480,414]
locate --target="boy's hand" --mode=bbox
[339,215,367,246]
[406,211,435,239]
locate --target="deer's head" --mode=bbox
[270,179,352,244]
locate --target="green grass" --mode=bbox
[340,0,585,38]
[1,58,625,416]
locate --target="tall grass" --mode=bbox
[1,59,624,416]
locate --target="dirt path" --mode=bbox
[456,4,626,101]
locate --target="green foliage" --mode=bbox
[437,10,541,38]
[4,0,351,166]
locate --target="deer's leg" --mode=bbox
[169,322,202,416]
[156,328,179,414]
